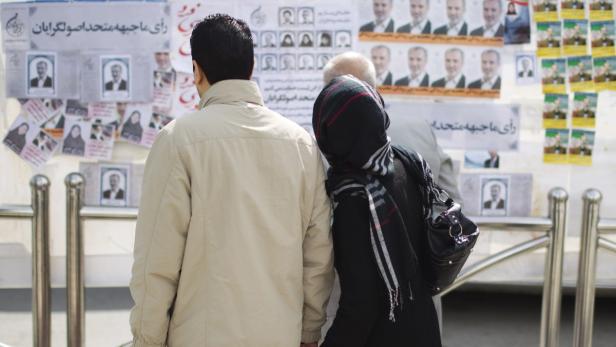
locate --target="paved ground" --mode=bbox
[1,288,615,346]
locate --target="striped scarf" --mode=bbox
[313,76,439,322]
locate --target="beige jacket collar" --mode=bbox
[198,79,264,109]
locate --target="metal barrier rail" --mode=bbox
[64,171,569,347]
[438,187,569,347]
[65,173,139,347]
[0,175,51,347]
[573,189,616,347]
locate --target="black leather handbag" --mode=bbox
[424,196,478,295]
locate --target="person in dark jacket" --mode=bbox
[313,75,441,347]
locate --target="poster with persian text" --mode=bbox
[171,0,355,126]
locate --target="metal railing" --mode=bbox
[573,189,616,347]
[64,173,138,347]
[62,171,571,347]
[0,175,51,347]
[437,187,569,347]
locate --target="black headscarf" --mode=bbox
[313,75,422,321]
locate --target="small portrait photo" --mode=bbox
[279,7,295,26]
[316,54,333,70]
[371,45,394,86]
[65,99,88,118]
[567,56,593,83]
[153,52,176,81]
[32,130,58,153]
[544,128,569,155]
[3,118,32,155]
[90,119,110,142]
[467,49,502,91]
[298,31,315,47]
[516,54,536,84]
[27,52,56,97]
[148,113,173,132]
[480,176,510,216]
[42,99,65,115]
[42,112,65,132]
[537,22,562,48]
[430,47,467,89]
[298,7,315,25]
[563,20,588,47]
[120,109,146,144]
[261,54,278,72]
[542,93,569,128]
[335,31,352,48]
[251,31,259,48]
[153,70,175,89]
[541,59,566,85]
[569,129,595,156]
[280,54,296,71]
[280,31,296,47]
[572,92,598,121]
[359,0,396,33]
[260,31,277,48]
[533,0,558,13]
[591,21,615,48]
[101,55,131,100]
[593,57,616,83]
[464,150,501,169]
[506,1,518,15]
[298,54,315,71]
[317,31,333,47]
[62,122,88,156]
[99,165,129,207]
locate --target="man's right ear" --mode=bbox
[192,60,202,85]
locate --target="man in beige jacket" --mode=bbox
[129,14,334,347]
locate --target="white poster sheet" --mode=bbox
[387,101,520,150]
[1,2,171,52]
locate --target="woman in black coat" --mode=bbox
[313,76,441,347]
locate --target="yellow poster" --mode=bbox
[544,128,570,164]
[571,92,598,128]
[542,94,568,128]
[568,56,595,91]
[561,0,587,19]
[533,0,559,21]
[563,20,589,56]
[541,58,567,93]
[591,21,616,57]
[593,56,616,91]
[569,129,595,165]
[537,22,562,58]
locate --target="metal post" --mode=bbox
[65,173,85,347]
[540,187,568,347]
[30,175,51,347]
[573,189,602,347]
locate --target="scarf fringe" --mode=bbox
[388,287,401,322]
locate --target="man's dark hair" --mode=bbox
[190,14,254,85]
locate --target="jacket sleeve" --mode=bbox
[321,195,383,347]
[301,152,335,343]
[129,127,191,347]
